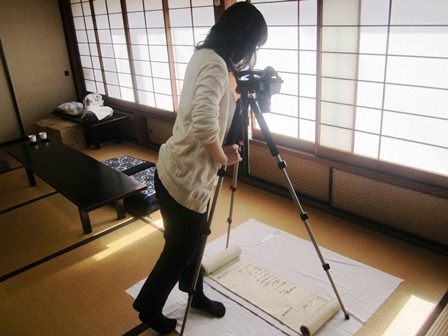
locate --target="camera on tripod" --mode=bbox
[232,66,283,113]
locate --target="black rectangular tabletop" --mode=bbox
[6,140,146,212]
[52,109,128,127]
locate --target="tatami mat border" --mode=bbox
[0,191,58,214]
[0,216,142,282]
[122,323,150,336]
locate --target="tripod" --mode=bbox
[180,71,349,336]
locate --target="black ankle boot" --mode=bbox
[191,292,226,318]
[138,312,177,335]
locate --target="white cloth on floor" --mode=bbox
[127,218,403,336]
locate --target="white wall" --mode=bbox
[0,0,76,138]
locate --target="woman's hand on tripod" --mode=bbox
[205,140,241,166]
[223,144,242,166]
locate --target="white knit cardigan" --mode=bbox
[157,48,235,213]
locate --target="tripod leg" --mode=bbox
[274,155,350,320]
[251,99,350,320]
[180,165,227,335]
[226,160,239,248]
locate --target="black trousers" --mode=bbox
[133,171,208,314]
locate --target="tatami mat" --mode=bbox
[0,191,137,279]
[0,219,164,335]
[0,141,446,336]
[0,168,55,212]
[426,303,448,336]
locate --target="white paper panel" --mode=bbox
[382,111,448,147]
[320,102,354,129]
[322,53,357,80]
[380,137,448,176]
[387,56,448,89]
[354,131,379,158]
[320,125,353,152]
[323,0,359,26]
[390,0,448,25]
[322,27,359,53]
[356,81,384,109]
[384,85,448,119]
[360,0,390,25]
[321,78,356,105]
[358,55,386,82]
[389,27,448,58]
[355,107,382,134]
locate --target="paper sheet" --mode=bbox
[202,244,340,335]
[208,256,339,335]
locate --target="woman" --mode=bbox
[133,3,268,334]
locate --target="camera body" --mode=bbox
[234,66,283,113]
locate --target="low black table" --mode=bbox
[52,109,129,149]
[6,140,147,234]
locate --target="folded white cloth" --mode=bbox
[58,102,84,115]
[83,105,113,121]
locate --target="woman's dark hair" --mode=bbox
[196,2,268,70]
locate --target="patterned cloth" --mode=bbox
[103,155,159,215]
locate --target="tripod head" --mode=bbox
[229,61,283,114]
[226,60,283,175]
